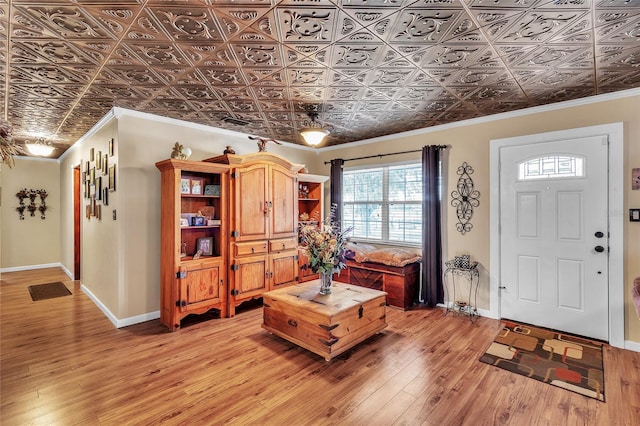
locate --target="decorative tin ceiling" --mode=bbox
[2,0,639,157]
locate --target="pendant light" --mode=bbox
[299,106,329,146]
[25,137,54,156]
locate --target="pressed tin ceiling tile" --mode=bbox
[2,0,640,156]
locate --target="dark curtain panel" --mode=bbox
[420,146,444,306]
[330,159,344,225]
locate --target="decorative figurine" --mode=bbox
[248,136,281,152]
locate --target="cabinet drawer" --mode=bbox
[234,241,268,256]
[269,237,297,253]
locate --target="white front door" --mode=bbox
[499,135,609,341]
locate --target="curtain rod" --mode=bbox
[324,145,447,165]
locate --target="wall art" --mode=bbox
[451,162,480,235]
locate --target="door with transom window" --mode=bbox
[499,135,609,341]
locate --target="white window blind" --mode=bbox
[342,163,422,245]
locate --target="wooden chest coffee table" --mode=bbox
[262,280,387,361]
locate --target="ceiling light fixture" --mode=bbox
[25,137,54,157]
[299,106,329,147]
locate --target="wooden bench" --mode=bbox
[334,260,420,310]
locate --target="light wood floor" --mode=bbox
[1,268,639,425]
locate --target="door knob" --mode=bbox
[594,245,605,253]
[594,231,604,238]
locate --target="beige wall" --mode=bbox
[56,110,319,322]
[4,93,638,345]
[1,158,61,269]
[314,92,640,344]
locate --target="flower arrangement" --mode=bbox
[300,204,352,275]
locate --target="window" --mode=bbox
[519,155,584,180]
[342,163,422,245]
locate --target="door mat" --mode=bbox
[480,321,605,401]
[28,282,72,301]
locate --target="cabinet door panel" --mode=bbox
[271,250,298,289]
[270,165,297,239]
[185,265,221,305]
[235,165,268,241]
[233,255,268,298]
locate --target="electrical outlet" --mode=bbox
[630,209,640,222]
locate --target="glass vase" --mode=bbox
[319,271,333,295]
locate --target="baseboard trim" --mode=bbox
[438,303,497,320]
[116,311,160,328]
[80,284,119,328]
[1,263,61,273]
[80,284,160,328]
[625,340,640,353]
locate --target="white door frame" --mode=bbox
[490,123,624,348]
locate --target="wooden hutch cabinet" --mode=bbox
[297,174,329,283]
[206,153,301,316]
[155,159,229,331]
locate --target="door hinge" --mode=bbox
[175,300,186,307]
[176,271,187,279]
[230,264,239,271]
[231,230,239,237]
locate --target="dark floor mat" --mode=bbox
[28,282,72,301]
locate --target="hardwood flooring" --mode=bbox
[1,268,639,425]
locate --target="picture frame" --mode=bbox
[90,147,94,162]
[96,151,102,166]
[633,167,640,190]
[109,138,114,157]
[102,155,108,174]
[89,167,95,185]
[85,160,90,175]
[96,176,102,201]
[179,218,189,227]
[84,181,90,199]
[196,237,214,256]
[180,178,191,194]
[204,184,220,196]
[109,165,116,191]
[103,188,109,206]
[191,178,202,195]
[191,216,205,226]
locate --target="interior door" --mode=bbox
[499,135,609,341]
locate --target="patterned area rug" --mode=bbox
[28,282,72,301]
[480,321,605,401]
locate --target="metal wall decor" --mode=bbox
[16,189,48,220]
[451,162,480,235]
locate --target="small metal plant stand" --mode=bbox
[443,259,480,322]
